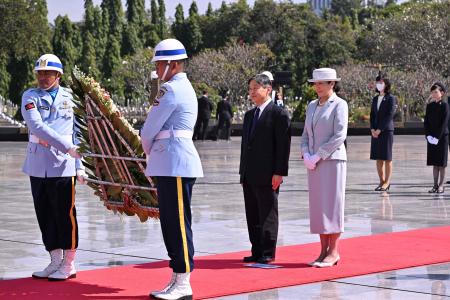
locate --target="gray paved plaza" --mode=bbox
[1,136,450,299]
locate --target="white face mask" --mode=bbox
[376,83,385,92]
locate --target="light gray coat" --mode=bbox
[301,93,348,160]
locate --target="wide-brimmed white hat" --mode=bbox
[308,68,341,82]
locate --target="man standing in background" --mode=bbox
[215,92,233,140]
[193,90,213,141]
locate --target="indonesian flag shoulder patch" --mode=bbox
[25,102,36,111]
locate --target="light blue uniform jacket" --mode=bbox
[141,72,203,178]
[21,87,84,177]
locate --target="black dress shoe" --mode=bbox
[243,255,258,263]
[257,256,274,264]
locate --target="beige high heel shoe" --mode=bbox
[308,260,320,267]
[315,256,340,268]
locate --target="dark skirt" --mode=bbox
[370,130,393,161]
[427,134,448,166]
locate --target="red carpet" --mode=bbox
[2,226,450,299]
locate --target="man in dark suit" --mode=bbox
[239,74,291,264]
[193,91,213,140]
[215,93,233,140]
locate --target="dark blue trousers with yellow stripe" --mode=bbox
[156,176,196,273]
[30,176,78,252]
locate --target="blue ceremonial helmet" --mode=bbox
[34,54,64,74]
[151,39,188,62]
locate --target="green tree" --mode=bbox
[81,32,100,78]
[84,0,96,33]
[142,23,160,48]
[122,23,143,56]
[171,4,186,45]
[359,1,450,76]
[144,0,160,46]
[0,54,11,98]
[126,0,145,25]
[185,16,203,55]
[0,0,52,104]
[208,0,250,48]
[97,5,108,49]
[185,1,202,55]
[103,34,124,98]
[52,15,79,78]
[101,0,124,36]
[150,0,159,25]
[125,0,146,49]
[331,0,361,18]
[206,2,213,17]
[187,43,275,102]
[157,0,167,38]
[189,1,199,16]
[103,34,122,79]
[82,1,103,79]
[111,48,154,103]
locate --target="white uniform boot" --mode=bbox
[32,249,63,279]
[153,272,193,300]
[48,249,76,281]
[149,272,177,297]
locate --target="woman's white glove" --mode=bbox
[303,153,316,170]
[310,154,321,165]
[76,169,87,184]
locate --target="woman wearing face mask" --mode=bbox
[424,82,449,193]
[370,75,396,191]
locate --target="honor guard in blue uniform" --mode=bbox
[21,54,85,281]
[141,39,203,300]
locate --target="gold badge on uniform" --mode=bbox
[61,101,71,109]
[39,59,48,67]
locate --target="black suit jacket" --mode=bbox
[216,100,233,120]
[424,101,449,138]
[370,93,396,132]
[197,96,213,120]
[239,101,291,185]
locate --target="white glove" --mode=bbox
[151,70,159,80]
[68,147,81,159]
[310,154,321,165]
[303,155,316,170]
[427,136,439,145]
[76,169,87,185]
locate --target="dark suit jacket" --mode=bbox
[216,99,233,120]
[447,97,450,142]
[239,101,291,185]
[370,93,396,132]
[424,101,449,139]
[197,96,213,120]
